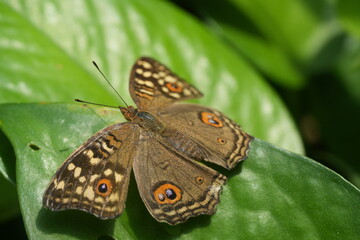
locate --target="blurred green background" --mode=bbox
[177,0,360,187]
[0,0,360,239]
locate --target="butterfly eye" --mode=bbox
[158,193,166,202]
[96,179,113,197]
[166,82,183,93]
[195,176,204,184]
[200,112,224,128]
[217,137,226,144]
[165,189,177,200]
[153,183,182,204]
[98,183,108,193]
[208,118,219,124]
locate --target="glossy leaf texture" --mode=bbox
[0,0,303,181]
[0,0,303,236]
[0,103,359,239]
[177,0,343,88]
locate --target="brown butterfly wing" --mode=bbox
[129,57,203,111]
[133,134,227,225]
[158,103,253,169]
[43,123,139,219]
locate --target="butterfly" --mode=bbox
[42,57,253,225]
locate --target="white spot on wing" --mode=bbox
[90,174,99,182]
[84,186,95,200]
[136,68,143,74]
[143,71,152,78]
[109,193,119,202]
[53,179,58,188]
[85,150,94,158]
[79,176,86,183]
[74,167,82,178]
[183,88,191,96]
[102,142,113,153]
[57,181,65,190]
[165,75,176,83]
[90,157,101,165]
[95,197,105,203]
[115,172,123,182]
[144,81,154,88]
[104,168,113,176]
[76,186,83,195]
[139,88,154,95]
[142,61,152,69]
[162,86,169,93]
[169,92,181,98]
[68,163,75,171]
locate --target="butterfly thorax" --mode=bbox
[120,106,165,133]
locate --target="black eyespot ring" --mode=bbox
[217,137,226,144]
[96,179,113,196]
[165,188,177,200]
[98,183,108,193]
[196,176,204,184]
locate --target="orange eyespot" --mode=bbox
[153,183,182,204]
[200,112,224,128]
[96,178,113,197]
[195,176,204,184]
[217,137,226,144]
[166,82,183,93]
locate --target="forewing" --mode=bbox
[133,135,227,225]
[43,122,139,219]
[159,103,253,169]
[129,57,203,110]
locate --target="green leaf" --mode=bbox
[0,1,115,104]
[337,39,360,105]
[184,0,344,84]
[226,0,342,65]
[307,37,360,187]
[0,103,359,239]
[337,0,360,39]
[177,0,306,89]
[0,130,16,183]
[0,0,303,180]
[212,25,306,89]
[0,173,20,222]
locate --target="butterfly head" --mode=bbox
[120,106,164,133]
[120,106,138,121]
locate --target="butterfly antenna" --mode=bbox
[92,61,129,108]
[74,99,119,109]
